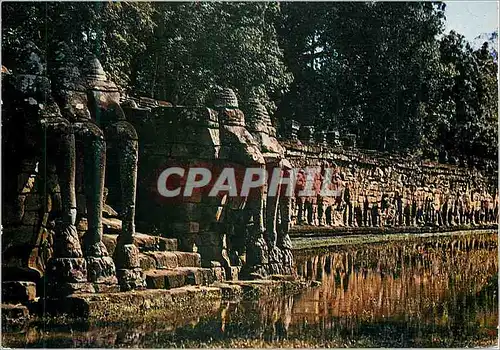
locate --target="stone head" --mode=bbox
[211,87,245,127]
[82,56,119,93]
[212,87,239,109]
[84,56,107,81]
[244,97,273,135]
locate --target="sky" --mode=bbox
[443,1,499,41]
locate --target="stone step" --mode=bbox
[2,281,36,304]
[103,233,178,256]
[139,251,201,271]
[42,286,221,321]
[144,267,215,290]
[2,303,30,329]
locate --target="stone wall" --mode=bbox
[3,93,498,285]
[123,97,498,281]
[124,94,295,279]
[1,159,57,281]
[124,105,224,268]
[281,139,498,230]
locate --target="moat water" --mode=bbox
[2,232,498,348]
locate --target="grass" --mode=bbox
[291,228,497,251]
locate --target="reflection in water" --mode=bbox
[294,234,497,320]
[291,233,498,346]
[3,233,497,348]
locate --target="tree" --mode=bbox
[276,2,447,152]
[2,2,291,111]
[130,2,291,109]
[436,31,498,164]
[2,2,497,166]
[2,2,155,87]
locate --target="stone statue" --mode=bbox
[2,42,94,294]
[245,97,294,275]
[47,44,144,291]
[212,88,269,278]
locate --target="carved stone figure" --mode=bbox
[212,88,269,278]
[48,45,144,291]
[2,42,94,295]
[245,97,294,275]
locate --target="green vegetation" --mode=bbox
[276,2,497,165]
[2,2,497,164]
[291,229,497,250]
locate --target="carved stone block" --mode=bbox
[114,244,140,269]
[86,256,118,284]
[116,268,146,291]
[2,281,36,303]
[49,282,96,295]
[46,257,88,283]
[53,224,84,258]
[145,251,178,269]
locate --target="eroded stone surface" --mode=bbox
[86,256,118,284]
[50,281,96,295]
[46,258,88,283]
[114,244,140,269]
[103,233,178,256]
[2,281,36,303]
[139,253,157,271]
[145,251,178,269]
[173,252,201,268]
[45,286,221,321]
[2,304,30,329]
[116,268,146,291]
[52,224,83,258]
[145,269,187,289]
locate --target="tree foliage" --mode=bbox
[436,31,498,163]
[1,2,290,110]
[277,2,447,151]
[1,2,497,165]
[275,2,497,164]
[2,2,155,86]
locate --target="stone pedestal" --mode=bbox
[46,257,96,294]
[116,268,146,291]
[86,256,119,292]
[46,224,96,295]
[114,243,145,291]
[243,228,269,279]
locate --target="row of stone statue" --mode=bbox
[2,42,147,293]
[290,189,498,228]
[206,88,295,278]
[2,42,296,292]
[4,41,495,297]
